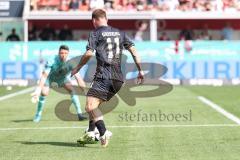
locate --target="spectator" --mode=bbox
[204,1,213,11]
[113,0,124,10]
[222,0,237,12]
[36,0,60,10]
[159,32,170,41]
[90,0,104,10]
[59,0,70,11]
[194,0,206,11]
[6,28,20,41]
[58,24,73,40]
[0,32,2,41]
[168,0,179,11]
[177,0,193,11]
[123,0,137,11]
[198,24,212,40]
[79,0,89,11]
[221,22,233,40]
[134,21,148,41]
[105,0,114,10]
[146,0,158,10]
[30,0,38,10]
[124,0,140,11]
[28,24,38,41]
[39,24,56,41]
[69,0,79,10]
[136,0,146,11]
[213,0,223,11]
[158,0,170,11]
[179,25,195,40]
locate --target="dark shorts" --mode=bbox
[87,78,123,101]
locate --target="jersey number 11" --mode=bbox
[106,37,120,60]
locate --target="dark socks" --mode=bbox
[88,120,96,132]
[95,120,106,136]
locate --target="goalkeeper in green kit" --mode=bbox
[31,45,86,122]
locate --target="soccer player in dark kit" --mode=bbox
[71,9,144,147]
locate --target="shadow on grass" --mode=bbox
[18,141,97,148]
[12,119,33,123]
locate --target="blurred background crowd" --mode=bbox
[6,21,232,41]
[2,0,240,41]
[30,0,240,12]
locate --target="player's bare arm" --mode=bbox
[71,50,94,77]
[128,46,144,84]
[74,74,87,93]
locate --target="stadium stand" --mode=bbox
[30,0,240,12]
[2,0,240,42]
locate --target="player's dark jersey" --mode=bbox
[86,26,134,82]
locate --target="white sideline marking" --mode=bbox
[0,87,35,101]
[0,124,239,131]
[198,96,240,125]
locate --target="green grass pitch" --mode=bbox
[0,85,240,160]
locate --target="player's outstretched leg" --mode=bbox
[95,119,111,147]
[33,86,49,123]
[33,95,46,123]
[89,107,111,147]
[64,83,87,121]
[76,123,112,147]
[71,94,87,121]
[77,96,113,147]
[88,120,96,131]
[77,118,98,146]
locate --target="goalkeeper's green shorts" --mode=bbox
[44,77,71,88]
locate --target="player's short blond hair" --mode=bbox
[92,9,107,20]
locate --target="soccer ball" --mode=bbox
[85,127,100,141]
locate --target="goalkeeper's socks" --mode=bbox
[88,120,96,132]
[71,94,82,114]
[35,95,46,116]
[95,120,106,136]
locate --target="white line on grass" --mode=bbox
[198,96,240,125]
[0,87,35,101]
[0,124,239,131]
